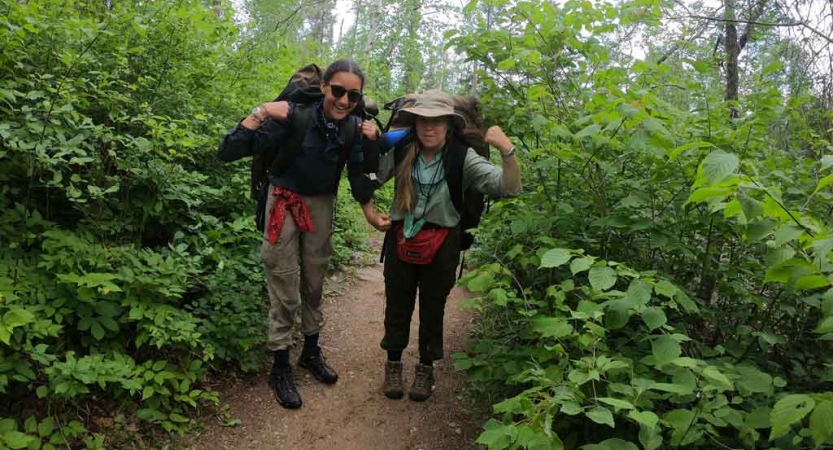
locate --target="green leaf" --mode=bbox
[36,386,48,398]
[687,186,733,203]
[762,61,784,74]
[667,141,715,160]
[746,218,775,242]
[625,279,652,306]
[598,397,634,410]
[540,248,572,268]
[651,336,681,367]
[736,366,772,393]
[673,290,699,313]
[654,280,677,298]
[466,272,494,293]
[168,413,189,423]
[641,307,667,331]
[599,439,638,450]
[702,366,733,391]
[0,419,14,433]
[3,309,34,328]
[2,431,35,449]
[589,266,617,291]
[814,173,833,194]
[575,124,602,139]
[821,155,833,171]
[639,424,663,450]
[586,406,615,428]
[560,401,583,416]
[476,420,516,449]
[142,386,155,400]
[746,407,772,429]
[604,299,632,330]
[774,224,804,246]
[90,322,105,340]
[0,325,11,345]
[628,410,659,427]
[532,317,573,338]
[700,151,739,185]
[796,275,830,291]
[815,317,833,334]
[810,401,833,447]
[38,417,54,438]
[570,256,596,275]
[664,409,695,431]
[497,58,516,70]
[770,394,815,440]
[23,417,35,434]
[682,58,710,73]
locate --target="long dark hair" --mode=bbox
[324,59,365,90]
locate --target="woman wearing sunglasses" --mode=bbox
[218,59,390,410]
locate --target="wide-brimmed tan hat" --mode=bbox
[397,89,467,130]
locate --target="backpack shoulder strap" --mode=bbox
[336,116,358,167]
[332,116,359,192]
[445,138,468,214]
[270,103,314,177]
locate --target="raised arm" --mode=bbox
[485,126,521,196]
[217,101,291,162]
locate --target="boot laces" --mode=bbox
[415,366,432,390]
[389,364,402,385]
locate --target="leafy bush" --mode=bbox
[0,0,368,443]
[450,0,833,448]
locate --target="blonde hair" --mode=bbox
[394,142,419,213]
[395,117,457,213]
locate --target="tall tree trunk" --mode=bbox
[725,0,740,118]
[698,0,756,303]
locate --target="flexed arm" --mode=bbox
[217,101,291,162]
[485,126,521,196]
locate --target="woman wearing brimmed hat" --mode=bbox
[363,89,522,401]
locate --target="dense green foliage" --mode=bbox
[2,0,832,448]
[0,0,372,446]
[450,0,833,448]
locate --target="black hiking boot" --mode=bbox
[268,365,302,409]
[298,347,338,384]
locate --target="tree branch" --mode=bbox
[667,14,833,45]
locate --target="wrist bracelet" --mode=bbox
[501,146,516,158]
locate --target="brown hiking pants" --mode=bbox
[260,191,335,351]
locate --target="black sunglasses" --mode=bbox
[328,84,362,103]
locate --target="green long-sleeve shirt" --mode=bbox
[376,145,521,231]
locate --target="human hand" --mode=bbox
[485,126,514,154]
[360,120,378,141]
[366,212,392,232]
[261,101,290,122]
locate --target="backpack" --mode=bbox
[384,94,490,251]
[250,64,375,231]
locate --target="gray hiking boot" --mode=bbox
[409,363,435,401]
[383,361,404,399]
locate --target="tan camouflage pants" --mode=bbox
[260,191,335,351]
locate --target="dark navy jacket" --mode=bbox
[218,102,372,204]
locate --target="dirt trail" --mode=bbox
[192,240,481,450]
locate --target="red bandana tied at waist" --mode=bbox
[267,186,314,244]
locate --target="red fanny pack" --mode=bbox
[396,226,450,265]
